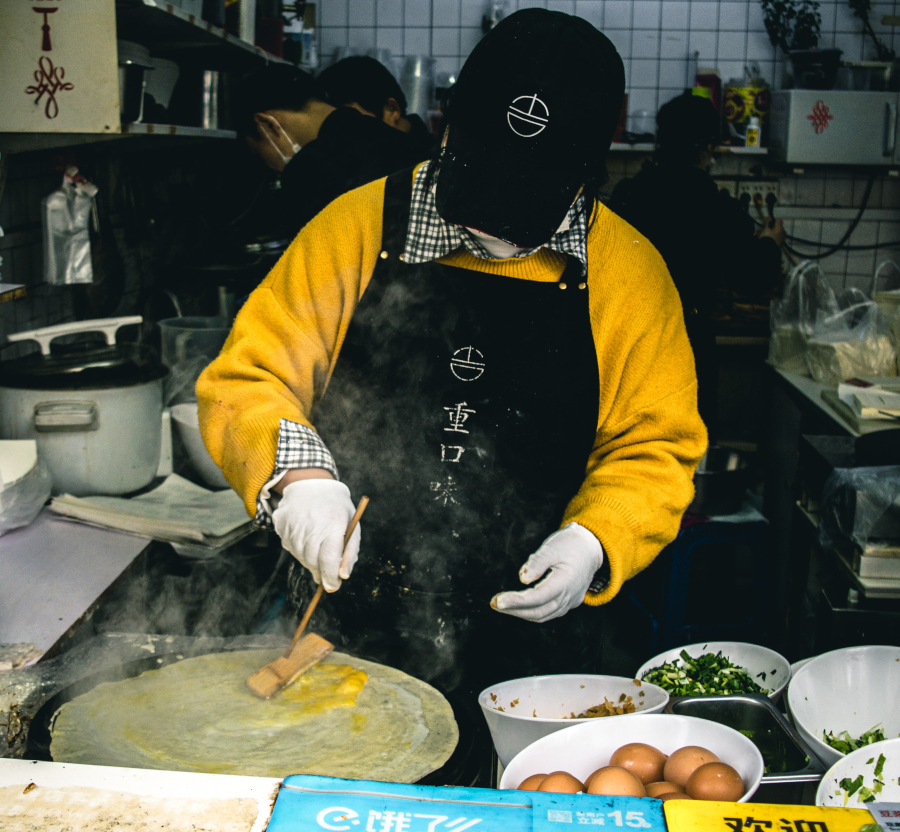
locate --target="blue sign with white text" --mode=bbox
[268,776,667,832]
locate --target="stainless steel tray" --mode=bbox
[669,694,827,805]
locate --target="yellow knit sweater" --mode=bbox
[197,173,707,606]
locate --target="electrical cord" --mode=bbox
[783,176,874,260]
[747,176,900,255]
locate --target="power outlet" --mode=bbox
[713,179,738,198]
[737,179,780,204]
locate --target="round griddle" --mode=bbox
[26,648,490,787]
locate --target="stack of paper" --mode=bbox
[837,381,900,422]
[0,440,38,489]
[849,388,900,419]
[854,542,900,580]
[48,475,251,553]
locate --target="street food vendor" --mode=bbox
[198,9,707,693]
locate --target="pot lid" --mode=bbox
[0,317,167,391]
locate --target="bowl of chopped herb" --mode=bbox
[787,645,900,770]
[816,736,900,807]
[636,642,791,703]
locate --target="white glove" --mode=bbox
[272,479,361,592]
[491,523,603,623]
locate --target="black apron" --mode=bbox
[287,169,604,694]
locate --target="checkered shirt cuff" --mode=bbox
[254,420,339,529]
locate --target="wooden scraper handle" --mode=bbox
[286,496,369,655]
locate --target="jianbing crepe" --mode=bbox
[50,650,457,782]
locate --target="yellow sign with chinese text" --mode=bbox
[665,800,876,832]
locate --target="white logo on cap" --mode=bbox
[507,94,549,137]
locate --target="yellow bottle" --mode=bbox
[745,115,761,147]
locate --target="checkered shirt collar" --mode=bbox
[402,161,588,274]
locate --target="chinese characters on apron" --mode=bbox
[288,169,604,693]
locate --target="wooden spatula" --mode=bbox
[246,496,369,699]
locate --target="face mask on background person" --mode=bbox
[258,115,302,171]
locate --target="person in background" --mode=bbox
[236,64,433,235]
[200,11,706,693]
[610,93,784,443]
[317,56,437,160]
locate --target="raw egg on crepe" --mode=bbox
[609,742,667,784]
[686,762,744,802]
[517,774,548,791]
[663,746,720,788]
[538,772,584,794]
[585,766,646,797]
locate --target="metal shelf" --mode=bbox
[0,284,26,305]
[123,122,235,139]
[0,124,234,154]
[610,142,769,154]
[115,0,287,70]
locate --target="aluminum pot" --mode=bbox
[0,317,167,496]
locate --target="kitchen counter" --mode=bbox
[775,369,900,438]
[764,366,900,654]
[0,510,151,660]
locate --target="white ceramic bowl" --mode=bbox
[636,641,791,702]
[479,675,669,768]
[499,713,764,802]
[816,737,900,807]
[171,403,230,489]
[786,645,900,770]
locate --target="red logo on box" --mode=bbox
[807,100,833,134]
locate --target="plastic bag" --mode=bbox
[819,466,900,552]
[0,461,52,538]
[805,290,896,385]
[768,261,839,375]
[41,166,98,286]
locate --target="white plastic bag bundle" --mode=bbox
[42,166,98,286]
[805,295,896,384]
[768,261,839,375]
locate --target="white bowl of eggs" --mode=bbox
[499,713,765,803]
[479,674,669,768]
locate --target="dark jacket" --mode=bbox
[278,107,434,236]
[610,163,781,324]
[610,163,782,439]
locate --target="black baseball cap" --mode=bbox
[435,9,625,249]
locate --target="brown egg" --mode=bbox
[645,781,685,798]
[586,766,646,798]
[518,774,548,791]
[657,792,694,801]
[663,746,721,788]
[584,768,600,790]
[685,762,745,802]
[538,772,584,794]
[609,743,668,785]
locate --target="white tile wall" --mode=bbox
[319,0,900,113]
